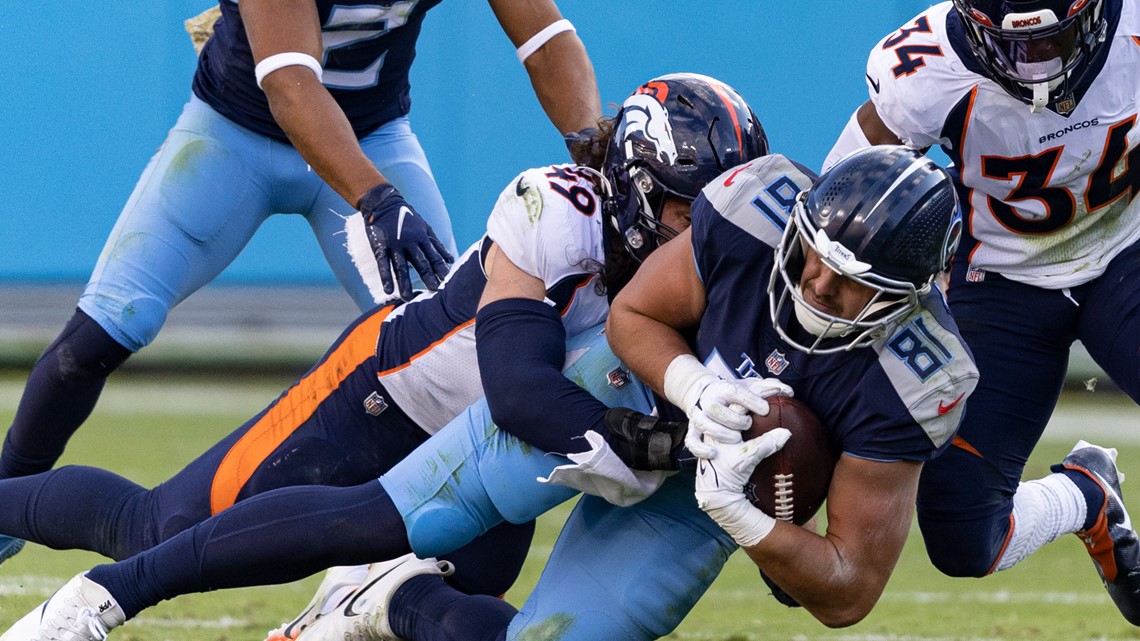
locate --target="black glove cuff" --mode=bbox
[603,407,687,471]
[358,183,399,222]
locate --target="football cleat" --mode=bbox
[1053,440,1140,625]
[0,534,25,565]
[0,572,125,641]
[265,564,372,641]
[294,553,453,641]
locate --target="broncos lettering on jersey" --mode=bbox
[376,163,608,432]
[693,155,979,461]
[865,1,1140,288]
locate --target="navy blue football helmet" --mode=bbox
[769,145,963,354]
[601,73,769,262]
[953,0,1114,113]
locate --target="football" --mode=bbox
[743,395,837,525]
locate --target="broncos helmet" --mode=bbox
[952,0,1114,113]
[768,145,963,354]
[601,73,769,262]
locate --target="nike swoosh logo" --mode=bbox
[938,392,966,416]
[342,564,403,617]
[1098,472,1133,531]
[516,178,528,196]
[282,605,316,638]
[723,163,753,186]
[396,206,412,240]
[867,74,881,94]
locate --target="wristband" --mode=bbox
[702,496,777,548]
[516,19,575,64]
[255,52,324,89]
[663,353,718,415]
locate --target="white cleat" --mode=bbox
[265,564,373,641]
[1,572,125,641]
[294,553,454,641]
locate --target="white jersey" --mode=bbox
[865,1,1140,288]
[376,164,610,432]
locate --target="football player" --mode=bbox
[0,0,601,563]
[824,0,1140,623]
[0,74,770,641]
[283,145,977,639]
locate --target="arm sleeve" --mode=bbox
[475,297,608,455]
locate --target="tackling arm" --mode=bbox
[487,0,601,135]
[744,455,921,627]
[475,243,608,455]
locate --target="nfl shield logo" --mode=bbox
[764,350,789,375]
[363,391,388,416]
[966,265,985,282]
[607,367,630,389]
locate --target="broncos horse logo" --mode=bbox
[619,92,679,167]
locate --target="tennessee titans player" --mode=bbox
[0,74,769,641]
[826,0,1140,622]
[0,0,601,564]
[279,145,976,640]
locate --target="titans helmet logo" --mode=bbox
[619,93,679,166]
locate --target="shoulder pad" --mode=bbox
[698,155,816,249]
[485,164,603,285]
[866,2,982,148]
[873,304,979,448]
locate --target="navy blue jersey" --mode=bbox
[688,155,979,463]
[193,0,443,142]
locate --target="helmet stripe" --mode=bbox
[708,82,743,155]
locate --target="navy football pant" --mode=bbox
[918,240,1140,576]
[0,306,532,596]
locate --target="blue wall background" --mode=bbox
[1,1,931,285]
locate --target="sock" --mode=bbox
[1,310,131,479]
[994,473,1088,572]
[389,574,515,641]
[1058,468,1106,531]
[89,482,409,619]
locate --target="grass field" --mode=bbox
[1,373,1139,640]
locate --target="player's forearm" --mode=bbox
[741,523,886,628]
[262,69,385,206]
[523,34,601,135]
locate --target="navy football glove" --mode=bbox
[603,407,688,471]
[359,183,454,301]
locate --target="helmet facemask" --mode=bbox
[954,0,1108,113]
[768,193,924,355]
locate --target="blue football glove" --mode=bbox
[358,183,454,301]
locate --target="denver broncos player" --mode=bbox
[824,0,1140,623]
[280,146,974,641]
[0,74,769,641]
[0,0,600,565]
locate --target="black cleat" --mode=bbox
[1053,440,1140,625]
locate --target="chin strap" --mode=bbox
[1030,82,1048,113]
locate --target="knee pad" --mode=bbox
[79,293,169,352]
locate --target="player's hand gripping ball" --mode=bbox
[743,396,836,525]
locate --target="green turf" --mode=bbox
[1,376,1138,640]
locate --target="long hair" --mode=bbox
[567,116,644,301]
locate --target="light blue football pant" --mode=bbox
[79,94,455,352]
[381,325,738,640]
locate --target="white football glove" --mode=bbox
[692,425,790,548]
[664,354,792,442]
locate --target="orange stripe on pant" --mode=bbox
[209,306,392,514]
